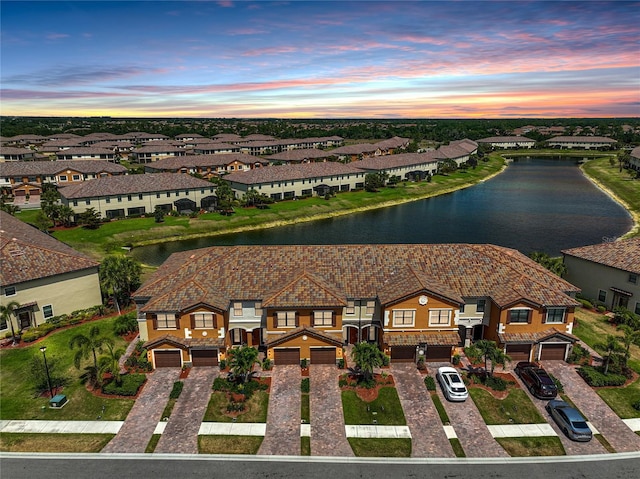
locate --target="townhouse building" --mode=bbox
[59,173,216,219]
[0,147,39,162]
[145,154,268,179]
[477,136,536,149]
[562,238,640,315]
[133,243,580,369]
[0,211,102,334]
[546,136,617,150]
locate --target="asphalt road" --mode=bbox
[2,453,640,479]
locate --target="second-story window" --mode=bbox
[191,312,215,329]
[629,274,638,285]
[477,299,486,313]
[366,300,375,316]
[545,308,565,324]
[313,311,333,327]
[233,302,243,316]
[508,309,531,324]
[156,313,177,329]
[276,311,297,328]
[345,300,355,315]
[393,310,415,327]
[429,309,451,326]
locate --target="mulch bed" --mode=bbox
[84,381,144,400]
[466,371,519,400]
[339,373,395,402]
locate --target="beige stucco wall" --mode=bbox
[1,268,102,332]
[564,255,639,312]
[230,172,367,199]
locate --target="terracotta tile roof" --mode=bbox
[499,328,578,344]
[55,147,116,156]
[1,160,127,177]
[377,265,464,305]
[133,145,185,154]
[143,334,224,350]
[329,143,379,155]
[386,331,461,346]
[266,326,343,347]
[134,244,580,314]
[562,238,640,275]
[0,211,98,287]
[58,173,213,199]
[374,137,411,150]
[548,136,617,143]
[266,148,334,162]
[149,154,264,171]
[224,162,364,185]
[262,271,347,308]
[1,147,36,156]
[354,152,439,171]
[477,136,535,143]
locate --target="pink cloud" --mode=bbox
[217,1,234,7]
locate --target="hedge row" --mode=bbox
[102,374,147,396]
[577,366,626,387]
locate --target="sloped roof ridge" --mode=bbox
[262,268,345,306]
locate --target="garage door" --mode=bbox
[274,348,300,365]
[506,344,531,362]
[391,346,416,363]
[425,346,452,362]
[540,344,567,361]
[310,347,336,365]
[192,349,218,367]
[154,350,181,368]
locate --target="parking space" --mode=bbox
[543,361,640,453]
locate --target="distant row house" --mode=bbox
[59,173,217,219]
[546,136,617,150]
[144,154,269,179]
[0,160,127,199]
[629,146,640,172]
[477,136,536,149]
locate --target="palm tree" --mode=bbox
[227,345,260,383]
[617,325,640,368]
[474,339,510,376]
[0,300,20,344]
[97,342,125,386]
[100,256,142,314]
[351,342,386,382]
[595,334,625,375]
[69,325,114,370]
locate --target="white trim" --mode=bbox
[392,309,416,327]
[429,308,452,327]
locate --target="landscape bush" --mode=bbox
[212,376,267,399]
[567,343,591,365]
[424,376,436,391]
[578,366,626,387]
[102,374,146,396]
[577,298,594,310]
[112,312,138,336]
[169,381,184,399]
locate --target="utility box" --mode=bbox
[49,394,68,409]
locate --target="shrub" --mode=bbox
[452,354,461,366]
[597,305,606,313]
[338,378,348,388]
[483,375,507,391]
[227,401,245,412]
[102,374,146,396]
[169,381,184,399]
[578,366,626,387]
[567,343,591,365]
[382,354,390,367]
[212,376,267,399]
[301,378,310,393]
[262,358,272,371]
[633,400,640,411]
[300,358,308,368]
[549,373,564,393]
[337,358,345,369]
[113,313,138,336]
[424,376,436,391]
[22,329,45,343]
[219,359,227,370]
[578,298,593,310]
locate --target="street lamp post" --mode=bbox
[39,346,54,399]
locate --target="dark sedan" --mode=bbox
[515,361,558,399]
[546,400,593,442]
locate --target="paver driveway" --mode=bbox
[429,368,508,458]
[102,368,180,453]
[154,367,218,454]
[391,364,454,457]
[543,361,640,453]
[309,365,353,456]
[258,364,301,455]
[511,366,607,455]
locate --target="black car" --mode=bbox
[514,361,558,399]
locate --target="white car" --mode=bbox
[436,366,468,402]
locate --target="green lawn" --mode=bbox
[301,393,310,423]
[198,435,264,454]
[202,390,269,423]
[597,378,640,419]
[342,387,406,425]
[449,438,465,457]
[301,436,311,456]
[0,433,114,453]
[16,156,505,260]
[496,437,565,457]
[145,434,161,453]
[0,316,135,420]
[469,388,545,425]
[430,392,450,424]
[347,438,411,457]
[581,157,640,238]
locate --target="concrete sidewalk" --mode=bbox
[4,419,622,438]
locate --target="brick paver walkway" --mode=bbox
[391,364,455,457]
[544,361,640,453]
[154,367,218,454]
[258,364,301,455]
[511,365,607,455]
[309,365,354,456]
[102,368,180,453]
[429,369,508,458]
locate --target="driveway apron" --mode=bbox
[154,367,218,454]
[102,368,180,453]
[258,364,301,455]
[391,364,454,457]
[511,367,607,455]
[309,365,354,457]
[429,370,508,458]
[543,361,640,453]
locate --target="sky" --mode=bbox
[1,1,639,119]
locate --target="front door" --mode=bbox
[18,310,32,330]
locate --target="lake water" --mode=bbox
[131,158,632,266]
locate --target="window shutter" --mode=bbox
[190,314,196,329]
[175,313,180,329]
[274,313,278,329]
[527,310,533,324]
[295,312,299,327]
[212,313,217,329]
[506,311,511,324]
[332,311,336,327]
[153,314,158,330]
